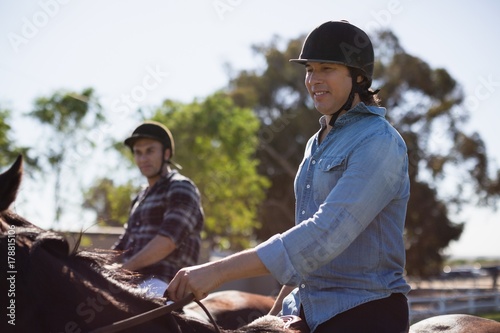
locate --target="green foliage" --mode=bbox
[83,178,137,227]
[152,93,270,250]
[30,88,104,130]
[480,313,500,322]
[0,109,11,154]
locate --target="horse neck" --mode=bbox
[13,234,173,332]
[1,217,221,333]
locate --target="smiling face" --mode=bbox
[304,62,355,118]
[132,138,170,184]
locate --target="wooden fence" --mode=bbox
[409,289,500,322]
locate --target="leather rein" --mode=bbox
[89,293,222,333]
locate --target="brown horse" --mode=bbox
[410,314,500,333]
[183,290,276,329]
[0,155,305,333]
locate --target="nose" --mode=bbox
[135,153,147,164]
[306,71,322,86]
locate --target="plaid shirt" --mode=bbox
[113,170,204,282]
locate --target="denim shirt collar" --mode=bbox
[319,102,386,129]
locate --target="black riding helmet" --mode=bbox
[290,20,376,125]
[124,121,182,169]
[290,20,374,85]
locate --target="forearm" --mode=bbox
[167,248,270,301]
[216,248,270,283]
[269,285,296,315]
[122,235,176,271]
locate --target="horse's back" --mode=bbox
[410,314,500,333]
[183,290,275,329]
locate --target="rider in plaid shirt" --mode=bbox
[113,121,204,297]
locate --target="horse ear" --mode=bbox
[0,155,23,212]
[32,232,70,258]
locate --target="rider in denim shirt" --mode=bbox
[261,102,411,331]
[167,21,411,333]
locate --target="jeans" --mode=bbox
[313,293,409,333]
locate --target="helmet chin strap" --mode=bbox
[327,74,380,127]
[328,76,358,127]
[154,148,170,178]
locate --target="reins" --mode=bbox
[89,293,222,333]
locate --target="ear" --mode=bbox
[163,148,172,161]
[0,155,23,212]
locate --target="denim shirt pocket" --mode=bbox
[313,155,347,203]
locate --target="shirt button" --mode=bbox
[311,160,316,165]
[301,284,306,288]
[306,184,310,189]
[301,210,305,215]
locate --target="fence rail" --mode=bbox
[409,290,500,322]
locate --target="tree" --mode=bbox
[83,178,137,227]
[28,88,104,227]
[225,32,500,277]
[150,93,270,250]
[228,36,316,240]
[87,93,270,250]
[373,31,499,276]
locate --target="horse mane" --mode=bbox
[1,210,177,332]
[10,213,159,300]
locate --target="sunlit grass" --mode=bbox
[480,312,500,322]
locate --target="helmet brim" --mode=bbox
[124,134,163,149]
[289,58,350,66]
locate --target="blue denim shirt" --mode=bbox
[256,103,411,332]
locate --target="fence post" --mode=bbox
[467,290,475,314]
[438,297,446,314]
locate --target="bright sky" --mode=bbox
[1,0,499,259]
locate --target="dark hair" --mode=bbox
[349,68,381,106]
